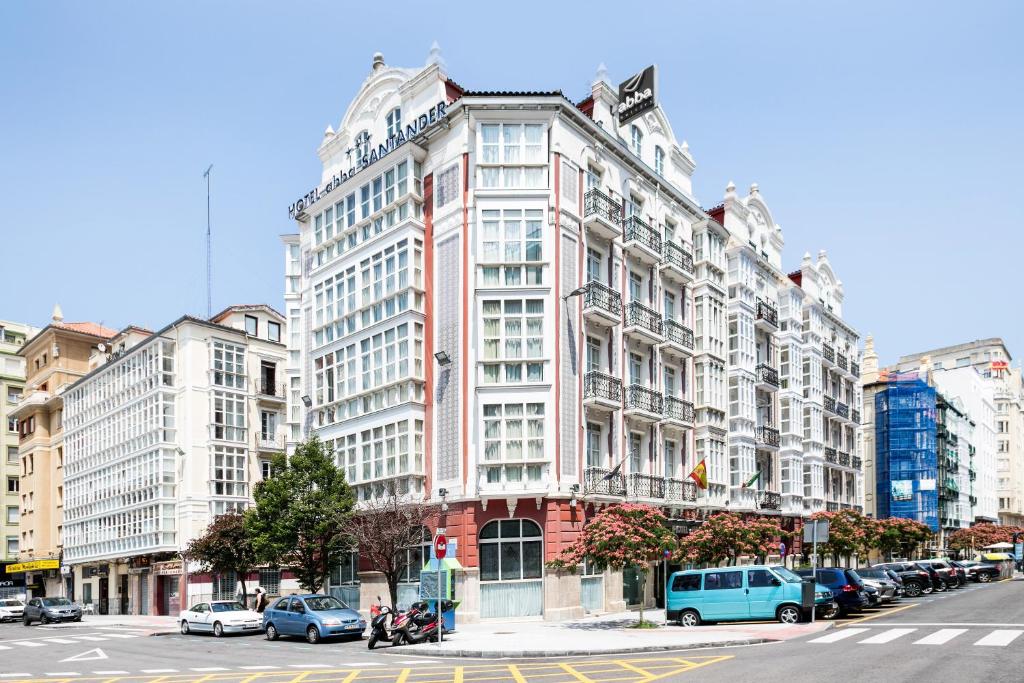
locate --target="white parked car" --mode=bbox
[179,600,262,637]
[0,598,25,622]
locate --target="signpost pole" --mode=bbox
[437,569,442,644]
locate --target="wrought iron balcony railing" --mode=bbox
[584,188,622,225]
[851,361,860,378]
[629,473,666,499]
[852,455,862,469]
[584,371,622,403]
[756,364,780,387]
[626,384,664,414]
[663,396,695,423]
[625,301,663,337]
[756,299,778,327]
[826,501,840,512]
[583,280,622,318]
[838,451,850,467]
[824,395,837,413]
[837,353,849,372]
[662,241,695,275]
[663,319,694,350]
[852,409,861,424]
[756,426,780,447]
[758,491,782,510]
[836,402,850,419]
[623,215,662,254]
[824,447,838,463]
[823,343,835,363]
[584,466,626,496]
[666,477,698,502]
[255,379,286,398]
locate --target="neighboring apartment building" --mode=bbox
[894,340,1009,524]
[284,50,864,621]
[60,306,287,615]
[2,321,36,566]
[11,306,116,598]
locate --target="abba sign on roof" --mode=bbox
[617,65,656,125]
[288,100,449,219]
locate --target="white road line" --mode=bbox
[191,668,228,672]
[858,628,917,644]
[974,630,1024,647]
[913,629,967,645]
[808,628,870,643]
[73,636,108,642]
[864,622,1024,627]
[92,672,129,676]
[0,645,10,650]
[43,638,80,644]
[0,675,31,679]
[397,661,436,665]
[46,673,81,677]
[12,640,47,647]
[100,634,139,639]
[290,664,332,669]
[340,662,382,667]
[239,666,276,670]
[141,669,178,674]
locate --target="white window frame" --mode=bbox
[481,299,545,384]
[478,122,547,189]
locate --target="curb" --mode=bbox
[397,637,780,658]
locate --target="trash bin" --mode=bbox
[801,577,816,616]
[433,599,456,633]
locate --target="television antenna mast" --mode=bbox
[203,164,213,318]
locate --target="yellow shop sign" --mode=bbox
[5,559,60,573]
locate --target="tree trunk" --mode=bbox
[637,566,646,625]
[239,576,248,607]
[386,572,399,610]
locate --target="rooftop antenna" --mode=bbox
[203,164,213,318]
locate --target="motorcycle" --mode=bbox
[367,597,433,649]
[392,600,452,645]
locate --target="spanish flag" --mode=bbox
[688,459,708,490]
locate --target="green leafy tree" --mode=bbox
[184,511,258,605]
[809,510,865,566]
[549,503,676,625]
[245,437,355,592]
[875,517,933,561]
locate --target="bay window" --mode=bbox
[478,123,547,189]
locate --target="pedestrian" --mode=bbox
[252,587,268,613]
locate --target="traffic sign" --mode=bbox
[779,541,787,557]
[434,533,448,560]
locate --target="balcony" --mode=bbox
[624,384,663,422]
[822,343,835,366]
[661,396,695,430]
[623,301,664,345]
[581,281,622,327]
[660,319,694,358]
[969,495,978,506]
[478,462,550,495]
[824,395,837,414]
[758,491,782,510]
[756,426,780,448]
[257,434,286,451]
[255,379,286,402]
[666,477,698,503]
[824,447,838,464]
[852,455,862,469]
[659,241,695,283]
[629,473,666,499]
[838,451,850,467]
[969,469,977,481]
[837,353,849,372]
[851,362,860,378]
[826,501,840,512]
[583,371,622,412]
[852,409,861,424]
[836,402,850,420]
[583,188,623,241]
[755,364,780,390]
[584,466,626,497]
[623,215,662,264]
[755,299,778,330]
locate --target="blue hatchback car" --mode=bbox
[263,594,366,644]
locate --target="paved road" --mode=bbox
[0,579,1019,683]
[694,577,1024,683]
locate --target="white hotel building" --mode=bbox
[61,306,289,615]
[285,49,862,620]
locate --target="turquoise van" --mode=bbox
[666,565,834,626]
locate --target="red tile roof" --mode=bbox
[54,322,118,338]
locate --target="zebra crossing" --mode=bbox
[0,631,141,650]
[809,626,1023,647]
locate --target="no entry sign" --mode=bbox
[434,533,448,560]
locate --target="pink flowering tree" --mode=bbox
[809,509,868,566]
[549,503,676,624]
[675,513,791,566]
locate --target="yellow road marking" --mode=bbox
[395,670,412,683]
[557,664,595,683]
[453,667,463,683]
[838,602,919,627]
[506,665,528,683]
[611,662,653,679]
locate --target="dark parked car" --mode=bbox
[954,560,999,583]
[917,560,964,588]
[795,568,870,616]
[855,568,902,602]
[23,597,82,625]
[874,562,934,597]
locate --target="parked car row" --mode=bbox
[178,595,366,644]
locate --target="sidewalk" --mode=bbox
[400,609,832,657]
[75,613,180,634]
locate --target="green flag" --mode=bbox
[742,470,761,489]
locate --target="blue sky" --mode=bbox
[1,1,1021,365]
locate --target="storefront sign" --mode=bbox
[288,100,449,219]
[617,65,657,125]
[5,559,59,574]
[0,565,25,589]
[153,560,183,576]
[83,565,109,578]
